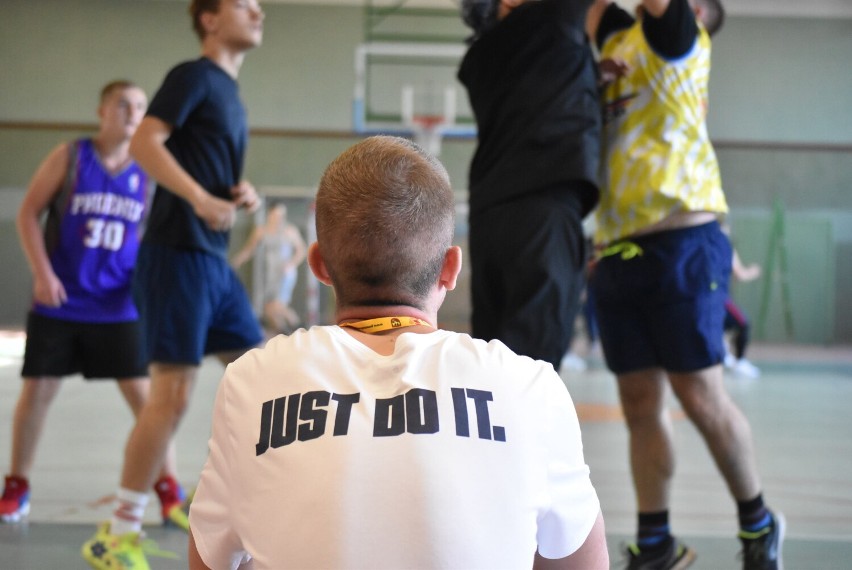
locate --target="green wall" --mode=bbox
[1,0,850,343]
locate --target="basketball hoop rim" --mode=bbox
[411,115,446,130]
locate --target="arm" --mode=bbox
[189,531,254,570]
[231,227,263,268]
[587,0,636,51]
[129,116,239,231]
[284,224,307,271]
[585,0,612,40]
[641,0,672,18]
[188,530,213,570]
[16,143,70,307]
[533,512,608,570]
[732,249,761,282]
[640,0,697,58]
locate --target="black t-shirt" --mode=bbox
[458,0,600,217]
[143,57,248,257]
[597,0,697,59]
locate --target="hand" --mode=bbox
[231,180,260,213]
[33,272,67,307]
[598,57,630,86]
[194,193,237,232]
[738,263,762,282]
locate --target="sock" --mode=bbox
[738,493,771,532]
[637,510,671,550]
[111,488,149,536]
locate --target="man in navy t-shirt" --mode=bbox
[82,2,266,568]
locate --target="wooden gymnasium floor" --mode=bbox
[0,330,850,569]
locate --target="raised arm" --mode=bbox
[16,143,70,307]
[130,116,238,232]
[585,0,612,40]
[641,0,673,18]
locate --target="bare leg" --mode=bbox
[617,368,675,512]
[262,301,289,333]
[669,364,762,501]
[8,378,62,477]
[116,378,179,482]
[119,364,197,493]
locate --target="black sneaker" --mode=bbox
[739,511,785,570]
[624,537,697,570]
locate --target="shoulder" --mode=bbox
[41,140,77,175]
[443,332,559,379]
[166,58,210,76]
[160,58,215,91]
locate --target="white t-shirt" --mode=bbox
[190,326,600,570]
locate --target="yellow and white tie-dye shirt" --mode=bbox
[595,21,728,245]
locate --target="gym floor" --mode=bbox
[1,331,850,569]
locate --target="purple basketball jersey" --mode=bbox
[34,139,148,323]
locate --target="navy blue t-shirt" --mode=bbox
[143,57,248,257]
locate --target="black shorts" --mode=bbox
[21,312,147,380]
[469,186,587,370]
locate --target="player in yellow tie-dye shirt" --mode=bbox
[586,1,784,569]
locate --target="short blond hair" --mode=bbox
[99,80,140,104]
[316,136,455,309]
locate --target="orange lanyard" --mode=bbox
[339,316,432,334]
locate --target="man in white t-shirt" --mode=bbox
[188,135,608,570]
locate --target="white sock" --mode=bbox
[110,488,149,535]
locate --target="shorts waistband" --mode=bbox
[597,221,721,261]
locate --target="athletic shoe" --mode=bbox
[732,359,761,379]
[0,475,30,523]
[623,537,697,570]
[154,475,190,531]
[724,352,737,369]
[739,511,785,570]
[81,522,178,570]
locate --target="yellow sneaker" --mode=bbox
[81,522,178,570]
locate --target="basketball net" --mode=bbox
[412,114,445,157]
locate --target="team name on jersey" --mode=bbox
[70,192,144,222]
[255,387,506,456]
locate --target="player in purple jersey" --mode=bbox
[0,81,187,528]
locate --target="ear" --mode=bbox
[438,246,463,292]
[691,2,706,23]
[199,10,219,37]
[307,242,333,286]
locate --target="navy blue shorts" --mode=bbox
[133,243,263,366]
[591,221,732,374]
[21,312,146,379]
